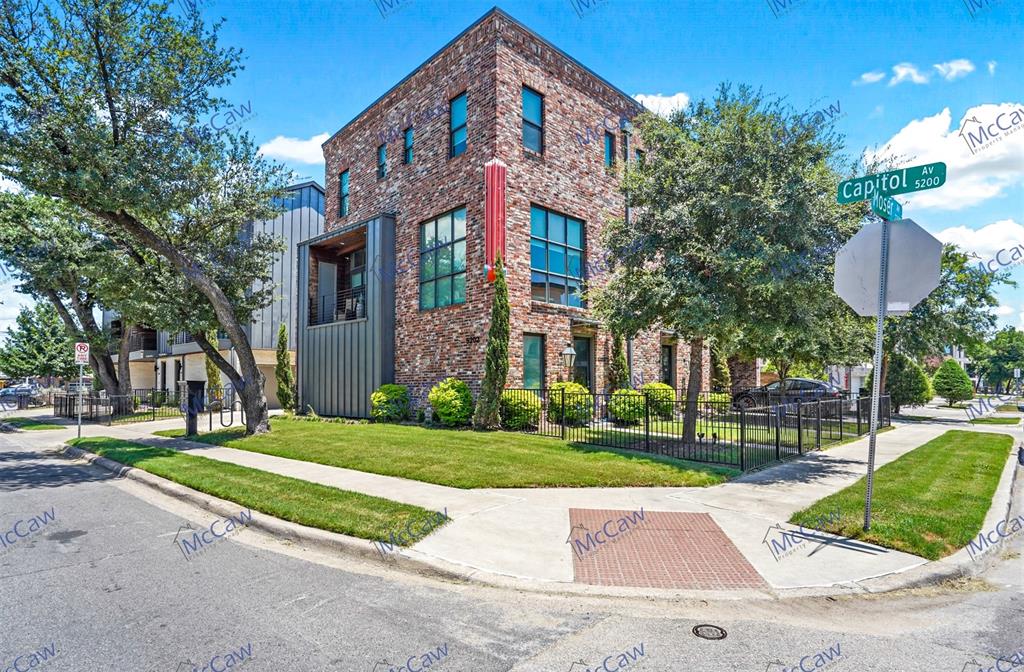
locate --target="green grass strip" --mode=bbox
[69,436,440,544]
[789,430,1012,560]
[4,416,65,430]
[969,416,1020,425]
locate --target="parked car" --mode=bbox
[0,385,43,408]
[731,378,848,410]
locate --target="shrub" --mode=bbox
[473,253,510,429]
[641,382,675,419]
[547,381,594,426]
[428,377,474,426]
[499,389,541,430]
[866,354,930,413]
[931,359,974,407]
[608,388,645,425]
[370,384,411,422]
[275,323,295,411]
[607,333,629,392]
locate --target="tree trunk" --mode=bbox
[879,352,890,395]
[117,324,135,395]
[98,210,270,434]
[681,337,704,446]
[43,289,121,396]
[776,360,791,381]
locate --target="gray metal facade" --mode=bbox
[297,215,395,418]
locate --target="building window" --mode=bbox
[523,334,545,389]
[522,86,543,153]
[450,92,467,157]
[403,127,413,164]
[635,149,645,166]
[661,345,675,387]
[573,336,592,390]
[530,205,585,307]
[339,170,350,217]
[420,207,467,310]
[377,144,387,179]
[604,132,615,167]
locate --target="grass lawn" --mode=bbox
[155,417,738,488]
[3,416,65,430]
[970,416,1020,425]
[68,437,440,543]
[789,430,1012,560]
[996,404,1021,412]
[895,414,932,422]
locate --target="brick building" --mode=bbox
[297,7,709,416]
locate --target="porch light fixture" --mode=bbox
[561,343,577,371]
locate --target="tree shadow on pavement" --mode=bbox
[0,450,116,492]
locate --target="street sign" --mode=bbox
[1015,368,1021,379]
[837,162,947,204]
[74,342,90,365]
[73,342,90,439]
[834,219,943,316]
[870,195,902,221]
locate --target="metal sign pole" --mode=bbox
[77,362,84,439]
[864,219,891,531]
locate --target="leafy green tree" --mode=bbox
[710,341,731,391]
[607,333,630,391]
[931,359,975,406]
[474,254,510,429]
[0,303,77,382]
[969,327,1024,393]
[865,354,930,413]
[275,323,295,411]
[0,0,289,434]
[594,85,863,444]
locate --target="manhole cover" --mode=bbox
[692,624,727,640]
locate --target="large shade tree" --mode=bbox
[594,85,865,443]
[0,302,77,382]
[0,0,289,434]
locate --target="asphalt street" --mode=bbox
[0,429,1020,672]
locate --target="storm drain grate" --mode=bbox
[692,624,727,640]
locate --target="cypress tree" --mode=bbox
[473,253,510,429]
[204,328,223,403]
[607,332,630,391]
[275,323,295,411]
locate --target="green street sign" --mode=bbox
[870,194,903,221]
[837,162,947,204]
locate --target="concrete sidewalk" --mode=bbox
[16,412,1021,597]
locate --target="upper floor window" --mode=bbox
[604,132,615,168]
[420,207,467,310]
[403,127,414,164]
[339,170,350,217]
[530,205,585,308]
[377,144,387,179]
[635,149,645,166]
[450,92,467,157]
[522,86,543,153]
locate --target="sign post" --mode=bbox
[835,165,946,531]
[74,342,90,439]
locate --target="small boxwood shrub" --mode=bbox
[370,384,411,422]
[499,390,541,430]
[547,381,594,426]
[609,388,645,425]
[428,377,474,427]
[641,382,675,419]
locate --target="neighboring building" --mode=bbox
[297,7,709,417]
[105,181,325,408]
[826,363,872,395]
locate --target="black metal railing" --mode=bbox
[173,330,229,346]
[309,286,367,326]
[500,388,891,471]
[53,386,246,429]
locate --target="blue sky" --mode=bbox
[2,0,1022,337]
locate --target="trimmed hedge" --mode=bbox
[428,377,474,427]
[499,390,541,430]
[609,388,645,425]
[641,382,675,419]
[370,384,410,423]
[547,381,594,426]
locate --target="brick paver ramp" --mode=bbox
[568,509,767,590]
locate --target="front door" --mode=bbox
[572,337,592,391]
[317,261,338,324]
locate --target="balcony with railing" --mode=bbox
[171,329,231,354]
[108,326,159,361]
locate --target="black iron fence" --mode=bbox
[500,389,891,471]
[53,386,246,430]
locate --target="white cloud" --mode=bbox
[864,104,1024,211]
[994,304,1015,316]
[988,61,997,76]
[258,132,329,165]
[933,59,975,81]
[853,71,886,86]
[889,63,930,86]
[0,176,20,193]
[0,280,35,342]
[868,105,884,119]
[632,92,690,117]
[933,218,1024,260]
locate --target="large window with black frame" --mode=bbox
[530,205,585,307]
[420,207,467,310]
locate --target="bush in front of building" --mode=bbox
[866,353,931,413]
[428,377,474,427]
[370,383,411,422]
[608,388,645,425]
[641,382,675,419]
[546,381,594,426]
[498,389,541,430]
[931,359,974,407]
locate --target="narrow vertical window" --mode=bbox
[450,92,467,157]
[523,334,545,389]
[522,86,543,153]
[339,170,350,217]
[604,132,615,168]
[635,149,645,166]
[377,144,387,179]
[403,127,414,164]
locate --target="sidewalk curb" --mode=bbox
[56,442,466,583]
